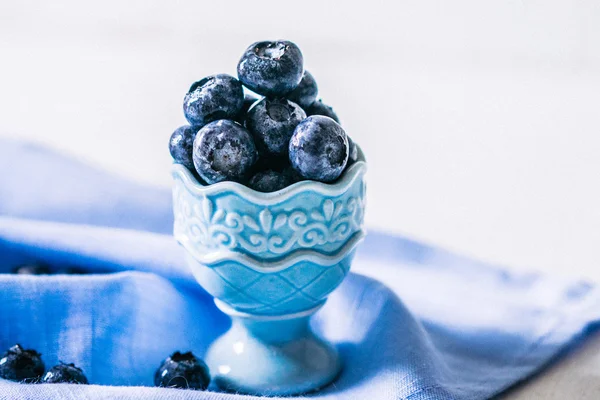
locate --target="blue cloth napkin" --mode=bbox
[1,138,599,400]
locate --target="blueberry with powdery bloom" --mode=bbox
[287,70,318,109]
[305,99,340,124]
[154,351,210,390]
[0,344,45,382]
[249,170,293,192]
[42,362,88,384]
[169,125,199,171]
[246,98,306,158]
[193,120,257,184]
[289,115,349,182]
[237,40,304,96]
[183,74,244,126]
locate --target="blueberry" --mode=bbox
[289,116,349,182]
[305,99,340,124]
[193,120,257,184]
[287,70,318,109]
[183,74,244,126]
[11,263,51,275]
[347,136,359,164]
[252,153,290,173]
[283,165,305,183]
[42,362,88,384]
[246,98,306,158]
[249,170,293,192]
[154,351,210,390]
[235,93,260,124]
[169,125,199,171]
[0,344,45,382]
[237,40,304,96]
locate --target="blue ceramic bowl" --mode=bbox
[172,148,366,395]
[172,149,366,316]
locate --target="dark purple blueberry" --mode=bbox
[248,170,293,192]
[192,120,257,184]
[169,125,199,171]
[235,93,260,124]
[237,40,304,96]
[154,351,210,390]
[11,263,51,275]
[246,98,306,158]
[183,74,244,126]
[289,116,348,182]
[287,70,318,108]
[347,136,359,164]
[305,100,340,124]
[42,362,88,384]
[0,344,45,382]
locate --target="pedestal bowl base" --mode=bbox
[206,300,341,396]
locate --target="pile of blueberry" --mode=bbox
[169,40,359,192]
[0,343,210,391]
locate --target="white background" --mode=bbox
[2,1,600,397]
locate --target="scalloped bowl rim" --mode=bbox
[172,146,367,204]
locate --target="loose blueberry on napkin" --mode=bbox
[169,39,358,192]
[42,363,88,384]
[0,344,88,384]
[0,345,45,383]
[154,351,210,391]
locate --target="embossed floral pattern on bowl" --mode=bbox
[173,156,366,265]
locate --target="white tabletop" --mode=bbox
[2,1,599,398]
